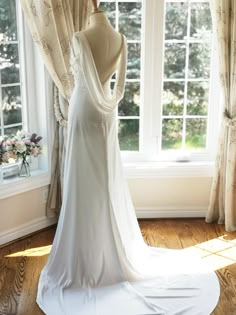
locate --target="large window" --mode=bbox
[0,0,219,165]
[100,0,142,151]
[0,0,23,137]
[100,0,219,162]
[162,1,213,151]
[0,0,50,189]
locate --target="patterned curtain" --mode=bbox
[20,0,93,217]
[206,0,236,232]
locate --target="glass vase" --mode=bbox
[19,155,31,177]
[0,164,2,183]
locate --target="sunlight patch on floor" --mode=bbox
[4,235,236,271]
[184,234,236,271]
[5,245,51,257]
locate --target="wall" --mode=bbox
[129,176,212,217]
[0,186,57,246]
[0,175,212,246]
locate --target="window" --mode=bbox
[100,0,219,162]
[0,0,23,137]
[162,0,213,152]
[0,0,51,192]
[99,0,142,151]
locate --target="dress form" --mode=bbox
[82,11,123,87]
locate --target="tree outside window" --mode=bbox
[100,0,213,154]
[0,0,23,137]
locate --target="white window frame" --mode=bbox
[0,2,52,199]
[121,0,221,168]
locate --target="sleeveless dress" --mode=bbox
[36,31,220,315]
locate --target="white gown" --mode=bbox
[36,31,220,315]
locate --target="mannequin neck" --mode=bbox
[89,12,111,27]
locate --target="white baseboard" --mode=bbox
[0,216,58,246]
[135,207,207,218]
[0,208,207,246]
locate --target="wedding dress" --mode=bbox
[36,30,220,315]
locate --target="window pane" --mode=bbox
[1,65,20,84]
[3,104,22,125]
[186,118,207,149]
[119,2,142,40]
[100,1,142,152]
[190,2,212,40]
[0,44,20,85]
[0,43,19,65]
[118,82,140,116]
[0,0,23,138]
[187,81,209,115]
[162,82,184,115]
[118,119,139,151]
[162,118,183,149]
[188,43,211,79]
[164,43,186,79]
[0,0,18,41]
[127,43,141,79]
[99,2,116,28]
[4,125,22,136]
[2,85,22,124]
[165,2,188,40]
[162,1,213,154]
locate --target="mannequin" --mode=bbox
[81,8,123,88]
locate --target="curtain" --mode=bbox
[206,0,236,232]
[20,0,93,217]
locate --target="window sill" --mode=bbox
[0,168,50,200]
[123,161,215,178]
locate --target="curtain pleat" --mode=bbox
[46,123,61,217]
[20,0,92,217]
[206,0,236,232]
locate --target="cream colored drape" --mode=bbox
[20,0,93,217]
[206,0,236,232]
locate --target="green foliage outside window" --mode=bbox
[0,0,22,137]
[162,1,212,150]
[0,1,213,152]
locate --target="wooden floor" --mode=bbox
[0,219,236,315]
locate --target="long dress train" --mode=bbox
[36,31,220,315]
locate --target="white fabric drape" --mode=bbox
[20,0,92,217]
[36,28,220,315]
[206,0,236,232]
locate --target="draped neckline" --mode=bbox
[74,31,125,104]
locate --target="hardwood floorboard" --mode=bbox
[0,219,235,314]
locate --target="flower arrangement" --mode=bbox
[0,130,43,177]
[5,130,43,162]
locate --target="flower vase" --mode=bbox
[0,164,2,183]
[19,156,31,177]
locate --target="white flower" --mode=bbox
[6,144,13,151]
[15,141,26,153]
[16,129,31,140]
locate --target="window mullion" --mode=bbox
[115,1,119,31]
[142,0,165,161]
[182,2,192,150]
[16,0,29,131]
